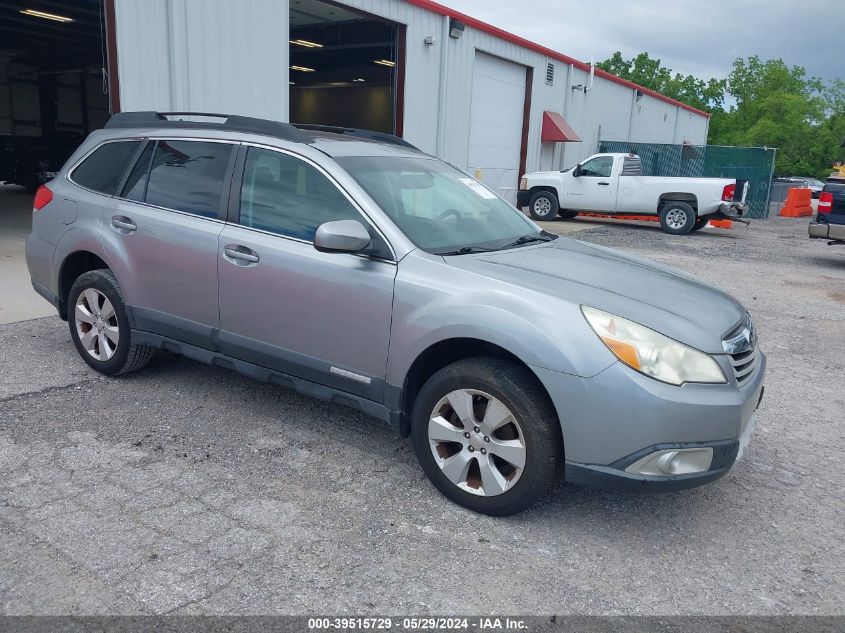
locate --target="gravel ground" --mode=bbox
[0,216,843,615]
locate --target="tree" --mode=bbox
[598,52,844,177]
[597,52,726,112]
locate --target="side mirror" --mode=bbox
[314,219,372,254]
[572,165,582,177]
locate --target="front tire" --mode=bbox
[411,357,562,516]
[528,190,559,221]
[68,269,153,376]
[659,201,697,235]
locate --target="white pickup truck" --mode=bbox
[518,153,749,234]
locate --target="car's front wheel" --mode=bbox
[68,269,154,376]
[411,357,562,516]
[528,190,559,221]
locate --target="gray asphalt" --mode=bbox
[1,216,843,615]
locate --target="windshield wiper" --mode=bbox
[437,246,498,256]
[499,232,556,250]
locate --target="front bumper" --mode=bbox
[564,439,740,492]
[516,189,531,210]
[531,351,766,492]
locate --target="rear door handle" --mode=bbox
[598,182,610,186]
[223,245,260,265]
[110,216,137,233]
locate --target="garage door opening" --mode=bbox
[1,0,108,192]
[289,0,404,135]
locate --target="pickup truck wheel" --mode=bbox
[689,217,709,232]
[659,202,697,235]
[558,210,578,219]
[528,191,559,221]
[411,357,562,516]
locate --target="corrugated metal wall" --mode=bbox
[114,0,290,121]
[113,0,709,181]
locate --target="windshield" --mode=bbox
[336,155,548,254]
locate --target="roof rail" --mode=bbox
[105,111,312,143]
[293,123,419,150]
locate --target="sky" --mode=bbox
[439,0,843,85]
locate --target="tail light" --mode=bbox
[33,184,53,212]
[721,184,736,202]
[818,192,833,214]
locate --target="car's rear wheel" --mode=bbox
[659,201,697,235]
[411,357,562,516]
[528,191,559,221]
[689,217,709,232]
[68,269,154,376]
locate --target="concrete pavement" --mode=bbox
[1,216,843,615]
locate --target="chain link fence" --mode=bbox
[598,141,777,218]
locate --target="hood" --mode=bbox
[445,237,745,354]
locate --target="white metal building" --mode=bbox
[1,0,710,204]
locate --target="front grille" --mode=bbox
[723,314,759,385]
[729,346,759,384]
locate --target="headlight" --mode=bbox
[581,306,726,386]
[519,177,528,190]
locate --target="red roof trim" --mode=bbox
[404,0,711,119]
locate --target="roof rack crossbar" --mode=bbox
[104,111,312,143]
[293,123,419,150]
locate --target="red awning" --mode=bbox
[541,111,581,143]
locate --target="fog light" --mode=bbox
[625,447,713,476]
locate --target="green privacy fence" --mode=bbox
[598,141,777,218]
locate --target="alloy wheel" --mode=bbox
[428,389,526,496]
[74,288,119,361]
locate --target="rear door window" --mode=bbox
[121,140,235,219]
[71,140,141,195]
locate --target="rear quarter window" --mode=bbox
[70,140,141,195]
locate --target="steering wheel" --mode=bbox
[436,208,461,222]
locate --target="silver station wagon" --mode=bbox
[26,112,765,515]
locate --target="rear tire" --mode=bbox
[659,201,697,235]
[689,217,709,232]
[410,357,562,516]
[68,269,154,376]
[528,190,559,221]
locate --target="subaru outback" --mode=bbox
[26,112,766,515]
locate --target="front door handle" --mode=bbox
[597,182,610,186]
[223,245,260,265]
[110,216,137,233]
